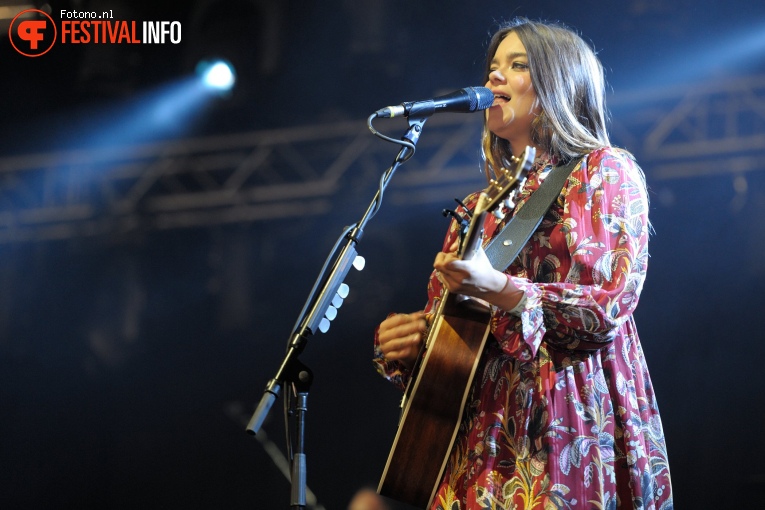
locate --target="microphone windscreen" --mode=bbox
[465,87,495,111]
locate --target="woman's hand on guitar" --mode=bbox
[378,312,429,369]
[434,240,525,311]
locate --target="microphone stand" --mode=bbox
[246,114,429,509]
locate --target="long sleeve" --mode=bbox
[489,147,650,359]
[402,147,671,510]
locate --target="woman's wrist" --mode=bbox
[483,272,525,311]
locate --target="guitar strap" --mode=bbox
[484,155,584,271]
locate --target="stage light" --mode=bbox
[197,59,236,92]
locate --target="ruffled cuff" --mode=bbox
[507,289,529,316]
[491,277,547,360]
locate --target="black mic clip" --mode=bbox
[375,101,434,119]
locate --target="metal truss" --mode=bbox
[0,115,487,243]
[1,74,764,243]
[610,74,765,180]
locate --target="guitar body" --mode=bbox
[378,293,491,509]
[377,147,536,509]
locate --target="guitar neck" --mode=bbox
[459,199,490,262]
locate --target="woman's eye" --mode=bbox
[512,62,529,70]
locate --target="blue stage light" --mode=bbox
[198,60,236,91]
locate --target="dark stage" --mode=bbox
[2,1,764,509]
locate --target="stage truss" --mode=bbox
[1,74,764,243]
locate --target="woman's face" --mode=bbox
[484,31,541,150]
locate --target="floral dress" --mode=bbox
[373,147,673,509]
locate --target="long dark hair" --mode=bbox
[482,18,610,178]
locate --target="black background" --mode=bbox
[2,1,765,509]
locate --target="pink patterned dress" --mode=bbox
[374,147,673,509]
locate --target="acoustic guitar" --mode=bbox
[378,146,535,509]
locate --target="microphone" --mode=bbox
[375,86,494,118]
